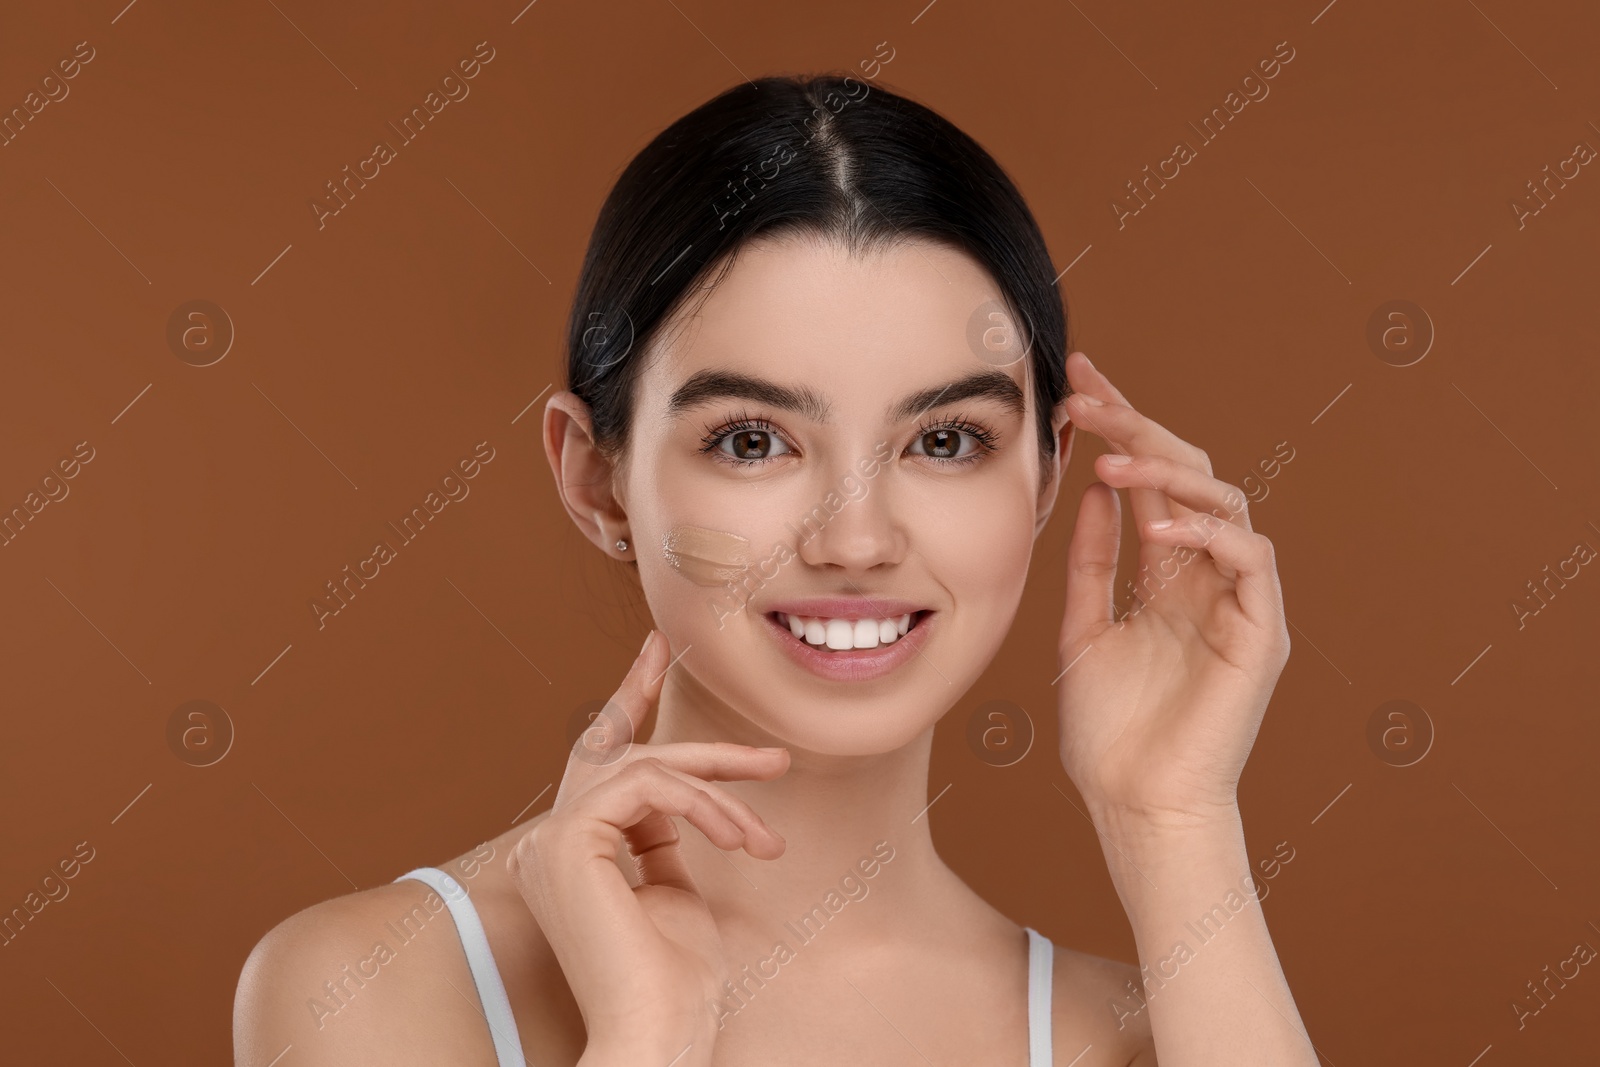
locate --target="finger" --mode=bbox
[627,776,758,891]
[511,766,730,957]
[1062,481,1122,643]
[1144,515,1287,635]
[1066,390,1216,484]
[539,759,778,903]
[1068,350,1134,407]
[617,629,669,734]
[1065,351,1178,537]
[1095,453,1252,534]
[568,630,670,767]
[645,758,787,853]
[1067,392,1173,530]
[618,741,791,784]
[582,742,788,838]
[619,806,695,893]
[1066,351,1219,533]
[609,758,785,860]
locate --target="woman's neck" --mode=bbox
[643,680,976,953]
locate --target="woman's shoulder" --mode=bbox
[232,847,526,1066]
[1047,939,1156,1066]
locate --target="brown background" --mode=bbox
[3,0,1598,1062]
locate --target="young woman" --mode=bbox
[235,73,1312,1066]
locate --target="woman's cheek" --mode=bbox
[659,521,753,588]
[641,498,794,633]
[917,478,1034,624]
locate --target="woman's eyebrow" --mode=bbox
[666,368,1025,424]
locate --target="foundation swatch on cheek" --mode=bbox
[662,524,751,587]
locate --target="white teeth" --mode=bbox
[776,612,917,650]
[825,619,855,650]
[853,619,880,648]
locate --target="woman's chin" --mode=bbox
[723,699,944,760]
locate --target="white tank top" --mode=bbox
[395,866,1055,1066]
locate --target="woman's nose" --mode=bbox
[788,463,907,573]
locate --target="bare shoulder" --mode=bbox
[1050,942,1155,1066]
[232,875,497,1066]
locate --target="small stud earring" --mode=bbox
[615,538,629,552]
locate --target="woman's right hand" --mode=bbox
[507,629,790,1067]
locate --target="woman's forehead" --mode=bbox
[644,235,1023,404]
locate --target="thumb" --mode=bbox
[1062,482,1122,647]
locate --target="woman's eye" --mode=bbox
[911,427,981,460]
[716,427,792,462]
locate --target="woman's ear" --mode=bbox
[543,390,630,556]
[1033,395,1076,539]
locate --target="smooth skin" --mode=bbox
[234,235,1312,1066]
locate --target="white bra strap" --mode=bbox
[1025,926,1054,1067]
[394,866,526,1067]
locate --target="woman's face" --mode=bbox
[614,233,1071,757]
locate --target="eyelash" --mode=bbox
[696,408,1002,468]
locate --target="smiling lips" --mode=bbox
[762,607,934,681]
[660,522,935,673]
[774,611,918,651]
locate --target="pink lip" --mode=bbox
[762,609,935,683]
[762,595,929,619]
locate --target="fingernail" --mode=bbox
[638,630,653,658]
[1148,519,1174,530]
[1102,453,1132,466]
[1074,392,1104,407]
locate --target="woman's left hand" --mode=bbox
[1054,351,1291,829]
